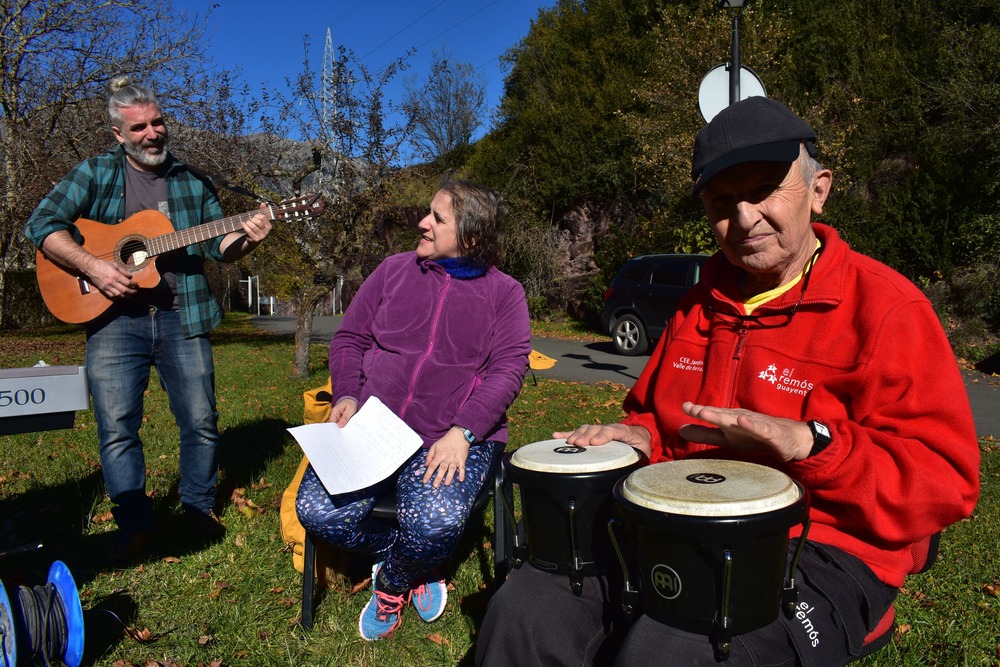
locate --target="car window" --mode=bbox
[620,261,649,285]
[650,260,690,287]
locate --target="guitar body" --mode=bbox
[36,211,176,324]
[34,193,324,324]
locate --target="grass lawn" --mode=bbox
[0,315,997,666]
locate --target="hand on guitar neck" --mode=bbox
[219,205,272,262]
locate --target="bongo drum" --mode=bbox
[505,439,646,594]
[612,460,809,658]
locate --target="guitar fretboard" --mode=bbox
[137,194,321,257]
[144,211,261,257]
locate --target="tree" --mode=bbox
[403,48,487,166]
[468,0,665,209]
[252,40,418,379]
[0,0,233,328]
[627,0,1000,337]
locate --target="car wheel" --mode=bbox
[611,314,648,356]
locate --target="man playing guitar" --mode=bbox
[24,75,272,565]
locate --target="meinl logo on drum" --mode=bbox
[650,564,682,600]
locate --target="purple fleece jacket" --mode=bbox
[328,252,532,448]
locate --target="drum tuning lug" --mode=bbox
[714,642,732,662]
[621,588,639,621]
[781,583,799,616]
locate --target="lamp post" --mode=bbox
[242,275,260,315]
[717,0,746,106]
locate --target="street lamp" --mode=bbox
[717,0,747,105]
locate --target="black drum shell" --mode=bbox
[614,477,809,636]
[505,453,645,577]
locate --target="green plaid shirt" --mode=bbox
[25,146,227,337]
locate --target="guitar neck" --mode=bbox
[146,210,260,257]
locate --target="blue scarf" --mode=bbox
[434,257,487,280]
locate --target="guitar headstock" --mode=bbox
[271,193,325,221]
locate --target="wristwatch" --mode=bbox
[806,420,832,457]
[455,426,477,444]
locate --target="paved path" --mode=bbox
[252,315,1000,438]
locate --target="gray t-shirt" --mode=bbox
[124,162,179,310]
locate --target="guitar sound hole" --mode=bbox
[119,238,150,269]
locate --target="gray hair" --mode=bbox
[107,76,159,128]
[799,143,824,185]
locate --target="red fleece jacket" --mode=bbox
[622,223,980,587]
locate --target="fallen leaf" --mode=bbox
[427,632,449,645]
[351,577,372,595]
[896,624,911,635]
[983,583,1000,597]
[125,627,154,642]
[250,477,272,490]
[271,587,285,594]
[91,511,115,525]
[198,635,213,645]
[162,556,181,564]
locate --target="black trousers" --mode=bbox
[475,540,896,667]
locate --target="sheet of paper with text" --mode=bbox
[286,396,423,495]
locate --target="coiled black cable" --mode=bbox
[14,583,68,666]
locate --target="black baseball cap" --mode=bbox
[691,97,817,193]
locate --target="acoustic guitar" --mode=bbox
[35,193,324,324]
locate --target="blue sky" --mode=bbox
[172,0,554,141]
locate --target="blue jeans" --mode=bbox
[86,306,219,533]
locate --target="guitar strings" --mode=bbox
[42,195,320,273]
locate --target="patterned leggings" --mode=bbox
[296,441,499,592]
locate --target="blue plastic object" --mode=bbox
[0,579,16,667]
[47,561,84,667]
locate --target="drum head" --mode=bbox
[510,439,641,474]
[621,460,800,517]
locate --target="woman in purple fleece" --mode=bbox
[296,180,532,641]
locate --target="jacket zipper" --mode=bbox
[727,326,749,406]
[399,273,450,421]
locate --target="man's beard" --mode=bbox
[124,134,169,168]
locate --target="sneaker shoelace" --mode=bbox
[374,590,406,621]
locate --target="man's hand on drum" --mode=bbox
[679,401,813,462]
[552,423,652,459]
[422,427,471,487]
[326,397,359,428]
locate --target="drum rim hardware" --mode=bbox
[505,439,648,595]
[609,459,812,661]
